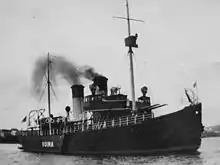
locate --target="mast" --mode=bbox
[126,0,136,111]
[47,52,52,135]
[47,53,51,117]
[114,0,144,111]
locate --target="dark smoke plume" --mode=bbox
[31,55,101,99]
[52,56,81,85]
[31,57,48,98]
[81,66,100,80]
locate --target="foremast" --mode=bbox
[47,52,52,135]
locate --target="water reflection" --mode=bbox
[74,152,205,165]
[0,138,220,165]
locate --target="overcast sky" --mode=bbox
[0,0,220,128]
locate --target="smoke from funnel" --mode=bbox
[31,55,102,99]
[52,56,81,85]
[81,66,100,80]
[31,57,48,98]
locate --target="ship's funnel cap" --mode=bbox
[71,84,84,98]
[92,75,108,94]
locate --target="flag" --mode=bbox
[21,116,27,123]
[193,80,199,102]
[193,81,197,88]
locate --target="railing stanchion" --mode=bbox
[104,121,106,128]
[92,120,94,130]
[134,114,136,124]
[87,120,89,130]
[82,122,84,132]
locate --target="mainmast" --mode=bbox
[114,0,144,111]
[126,0,136,111]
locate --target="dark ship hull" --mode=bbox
[18,103,203,156]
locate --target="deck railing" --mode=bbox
[19,112,153,137]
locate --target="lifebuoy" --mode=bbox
[51,119,54,123]
[45,118,49,123]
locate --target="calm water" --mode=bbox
[0,137,220,165]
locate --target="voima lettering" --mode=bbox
[43,117,66,124]
[42,141,54,148]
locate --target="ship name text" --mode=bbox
[42,141,54,148]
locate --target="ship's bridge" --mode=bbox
[84,87,128,111]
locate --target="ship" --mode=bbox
[0,129,19,144]
[18,0,204,156]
